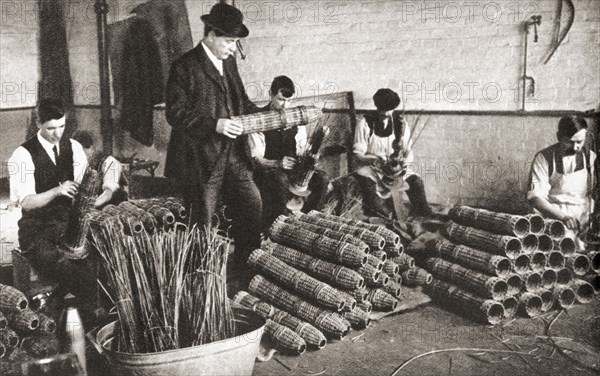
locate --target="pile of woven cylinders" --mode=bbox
[235,211,430,356]
[408,205,598,325]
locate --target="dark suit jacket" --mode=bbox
[165,43,258,186]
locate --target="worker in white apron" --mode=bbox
[528,116,596,250]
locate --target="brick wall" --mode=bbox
[1,0,599,213]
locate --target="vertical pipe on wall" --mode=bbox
[95,0,113,155]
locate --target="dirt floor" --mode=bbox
[252,297,600,376]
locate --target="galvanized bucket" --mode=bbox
[90,308,265,376]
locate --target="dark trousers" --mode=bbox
[184,161,262,264]
[405,175,432,217]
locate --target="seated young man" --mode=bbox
[528,116,596,249]
[248,76,328,229]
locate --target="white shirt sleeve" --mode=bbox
[353,116,370,155]
[101,155,122,192]
[8,146,36,204]
[71,139,88,184]
[527,152,551,201]
[296,126,308,156]
[248,132,266,159]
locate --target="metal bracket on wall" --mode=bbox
[521,15,542,112]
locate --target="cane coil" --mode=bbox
[231,106,321,135]
[344,307,370,329]
[426,279,504,325]
[401,267,432,287]
[248,249,346,311]
[423,258,507,300]
[270,220,367,267]
[546,251,566,270]
[333,289,357,311]
[433,240,512,278]
[580,273,599,295]
[248,275,350,339]
[365,288,398,312]
[265,242,364,289]
[446,222,522,259]
[0,284,28,313]
[384,244,404,258]
[522,234,539,254]
[296,213,384,251]
[448,205,530,237]
[555,268,573,286]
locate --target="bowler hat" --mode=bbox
[201,3,249,38]
[373,88,401,112]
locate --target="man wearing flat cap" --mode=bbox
[352,88,432,218]
[165,3,262,267]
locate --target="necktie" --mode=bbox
[52,145,59,165]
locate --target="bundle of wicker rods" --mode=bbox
[233,291,327,349]
[231,105,321,135]
[295,213,384,251]
[430,239,512,278]
[61,166,102,252]
[264,242,365,290]
[344,307,370,329]
[269,219,367,267]
[423,258,508,300]
[401,267,432,287]
[248,249,346,312]
[426,279,505,325]
[249,275,350,339]
[281,215,369,251]
[445,222,523,259]
[0,284,28,312]
[365,288,398,311]
[448,205,530,237]
[307,210,400,249]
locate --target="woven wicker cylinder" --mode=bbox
[425,279,504,324]
[518,292,542,317]
[390,254,415,273]
[423,258,508,300]
[296,213,384,251]
[339,288,368,303]
[513,254,531,274]
[545,219,566,239]
[570,279,594,304]
[62,167,101,248]
[357,264,380,283]
[266,242,365,290]
[553,285,576,309]
[366,254,384,271]
[270,220,367,267]
[588,251,600,274]
[162,198,187,221]
[433,240,512,278]
[382,260,400,277]
[504,273,523,296]
[383,281,402,298]
[20,334,60,358]
[522,271,542,292]
[0,311,6,330]
[448,206,530,237]
[546,251,565,270]
[536,234,554,253]
[248,275,350,339]
[37,312,57,334]
[0,328,19,349]
[231,105,321,135]
[401,267,432,287]
[384,244,404,258]
[530,252,547,273]
[365,288,398,311]
[366,272,390,288]
[248,249,346,311]
[143,205,175,227]
[521,234,539,254]
[526,214,546,235]
[541,268,557,290]
[565,253,591,276]
[372,250,388,261]
[102,204,143,234]
[581,274,600,294]
[553,237,576,255]
[264,320,307,355]
[334,290,357,312]
[119,202,156,232]
[555,268,573,286]
[10,308,39,332]
[538,289,555,312]
[357,301,373,313]
[307,211,399,247]
[502,296,518,320]
[0,284,28,312]
[344,307,370,329]
[445,222,522,259]
[282,215,369,252]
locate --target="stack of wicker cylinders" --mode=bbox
[429,240,512,278]
[448,206,530,237]
[118,201,156,232]
[130,199,176,227]
[249,275,350,339]
[231,105,321,135]
[446,222,523,259]
[234,291,327,349]
[283,215,369,251]
[425,279,505,324]
[248,249,347,312]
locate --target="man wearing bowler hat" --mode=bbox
[165,3,262,268]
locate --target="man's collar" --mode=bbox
[37,131,58,152]
[201,41,223,75]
